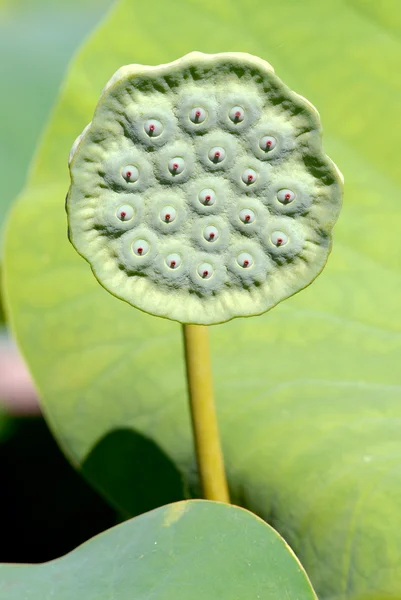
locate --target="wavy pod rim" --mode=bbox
[66,51,343,325]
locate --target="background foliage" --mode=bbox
[0,0,115,564]
[2,1,401,599]
[0,0,111,236]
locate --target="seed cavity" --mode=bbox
[237,252,254,268]
[241,168,258,185]
[208,146,226,164]
[199,188,216,206]
[168,157,185,175]
[122,165,139,183]
[116,204,134,222]
[259,135,277,152]
[144,119,163,137]
[229,106,245,123]
[160,206,177,223]
[203,225,219,242]
[239,209,255,224]
[190,107,207,124]
[277,189,295,204]
[271,231,289,247]
[197,262,214,279]
[166,253,181,269]
[132,239,150,256]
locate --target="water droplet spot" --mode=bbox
[116,204,134,222]
[144,119,163,137]
[203,225,219,242]
[239,209,255,224]
[122,165,139,183]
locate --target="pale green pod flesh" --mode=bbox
[67,51,343,325]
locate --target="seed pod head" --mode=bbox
[66,52,343,325]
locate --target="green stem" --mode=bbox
[182,323,230,503]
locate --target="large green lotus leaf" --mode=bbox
[3,1,401,599]
[0,500,317,599]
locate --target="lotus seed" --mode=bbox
[259,135,277,152]
[168,157,185,175]
[277,189,295,204]
[166,253,181,269]
[237,252,254,268]
[117,204,134,222]
[203,225,219,242]
[160,206,177,223]
[121,165,139,183]
[197,262,214,279]
[144,119,163,137]
[190,107,207,124]
[229,106,245,123]
[199,188,216,206]
[239,209,255,224]
[208,146,226,164]
[132,239,150,256]
[242,168,258,185]
[271,231,289,247]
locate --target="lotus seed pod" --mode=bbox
[67,51,343,325]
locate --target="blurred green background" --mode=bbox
[0,0,116,562]
[0,0,111,234]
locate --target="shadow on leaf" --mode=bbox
[82,427,186,517]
